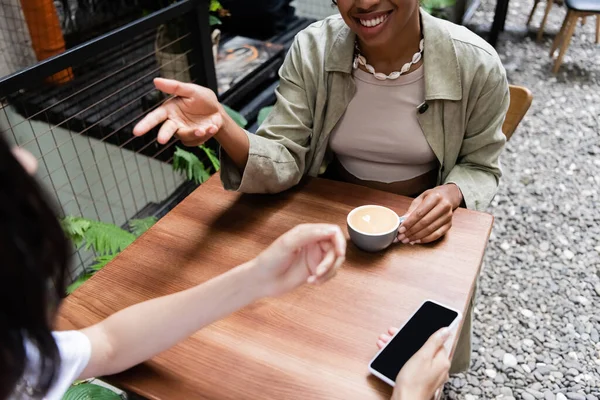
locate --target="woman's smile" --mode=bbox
[353,10,394,39]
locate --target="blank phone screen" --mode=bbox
[370,301,459,382]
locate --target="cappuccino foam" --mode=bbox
[349,206,398,234]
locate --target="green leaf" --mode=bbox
[222,105,247,128]
[200,145,220,171]
[209,0,222,12]
[90,254,117,271]
[173,147,211,184]
[66,273,94,295]
[421,0,455,10]
[129,216,158,237]
[83,221,136,255]
[62,383,122,400]
[61,216,91,248]
[209,15,222,26]
[257,106,273,126]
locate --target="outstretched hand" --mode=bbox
[133,78,223,147]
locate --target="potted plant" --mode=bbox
[154,0,227,82]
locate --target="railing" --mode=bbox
[0,0,215,280]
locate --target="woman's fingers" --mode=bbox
[405,206,452,242]
[398,192,438,237]
[419,225,452,244]
[315,248,335,277]
[376,327,399,349]
[419,328,451,360]
[379,333,392,342]
[283,224,343,253]
[133,106,168,136]
[153,78,197,98]
[311,254,344,285]
[431,350,451,389]
[332,225,347,257]
[156,119,178,144]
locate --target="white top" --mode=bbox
[329,64,438,183]
[11,331,92,400]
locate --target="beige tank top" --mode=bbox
[329,65,438,184]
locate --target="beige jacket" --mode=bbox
[220,10,509,211]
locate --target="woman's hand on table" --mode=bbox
[252,224,346,297]
[133,78,223,146]
[376,327,451,400]
[396,184,463,245]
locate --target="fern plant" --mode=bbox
[420,0,456,19]
[173,147,212,184]
[62,381,122,400]
[62,216,157,294]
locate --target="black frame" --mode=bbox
[489,0,510,47]
[0,0,217,97]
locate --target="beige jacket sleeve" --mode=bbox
[444,63,509,211]
[220,38,313,193]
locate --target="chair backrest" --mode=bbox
[503,85,533,141]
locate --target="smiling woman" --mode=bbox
[132,0,509,382]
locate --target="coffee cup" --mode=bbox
[347,205,405,252]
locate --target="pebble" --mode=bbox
[526,388,545,399]
[523,339,535,347]
[557,395,567,400]
[522,309,534,318]
[566,394,586,400]
[575,296,590,306]
[503,353,518,368]
[563,249,575,260]
[486,369,497,379]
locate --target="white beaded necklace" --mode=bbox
[353,38,425,81]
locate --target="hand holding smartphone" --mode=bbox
[369,300,462,387]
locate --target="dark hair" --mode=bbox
[0,134,70,399]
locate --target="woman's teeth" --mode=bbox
[359,14,389,28]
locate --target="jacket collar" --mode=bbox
[324,10,462,101]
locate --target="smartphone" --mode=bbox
[368,300,462,387]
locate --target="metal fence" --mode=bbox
[0,0,216,280]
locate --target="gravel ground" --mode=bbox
[444,0,600,399]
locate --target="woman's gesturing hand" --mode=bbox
[252,224,347,297]
[133,78,224,147]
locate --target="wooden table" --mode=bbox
[57,175,494,400]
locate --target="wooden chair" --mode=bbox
[503,85,533,141]
[549,0,600,74]
[527,0,565,42]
